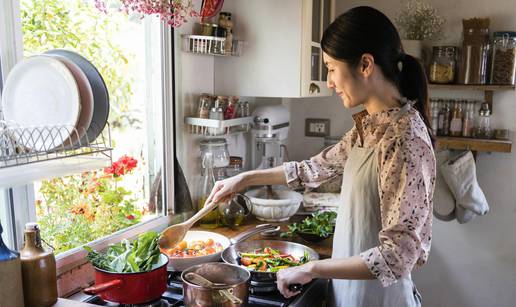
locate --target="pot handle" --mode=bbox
[84,279,123,295]
[229,224,280,244]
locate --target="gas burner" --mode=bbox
[84,296,182,307]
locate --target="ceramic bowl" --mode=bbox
[245,188,303,222]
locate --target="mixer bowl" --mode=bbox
[245,188,303,222]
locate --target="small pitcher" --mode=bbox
[218,194,252,228]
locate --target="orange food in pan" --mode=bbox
[163,238,223,258]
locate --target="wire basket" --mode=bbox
[182,35,243,56]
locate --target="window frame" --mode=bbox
[0,0,178,275]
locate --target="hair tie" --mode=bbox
[397,53,406,72]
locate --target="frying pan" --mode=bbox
[166,224,279,272]
[221,239,319,283]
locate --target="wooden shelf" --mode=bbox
[428,84,515,91]
[436,136,512,153]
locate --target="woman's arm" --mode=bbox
[276,256,374,298]
[207,166,286,203]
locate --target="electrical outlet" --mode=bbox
[305,118,330,137]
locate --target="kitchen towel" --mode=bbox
[433,150,456,221]
[440,151,489,223]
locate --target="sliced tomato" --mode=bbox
[240,257,253,266]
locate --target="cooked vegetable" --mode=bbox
[238,247,309,273]
[84,231,161,273]
[162,238,223,258]
[281,211,337,238]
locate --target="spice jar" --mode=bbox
[458,18,490,84]
[490,31,516,85]
[429,46,457,83]
[449,101,463,136]
[219,12,233,54]
[197,94,213,119]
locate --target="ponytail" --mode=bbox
[398,54,433,139]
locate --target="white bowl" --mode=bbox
[245,188,303,222]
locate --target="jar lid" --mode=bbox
[200,138,227,146]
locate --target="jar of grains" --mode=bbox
[429,46,457,83]
[490,31,516,85]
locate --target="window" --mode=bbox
[0,0,174,267]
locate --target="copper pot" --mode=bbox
[182,262,250,307]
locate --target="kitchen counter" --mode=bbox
[191,215,333,259]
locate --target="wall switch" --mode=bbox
[305,118,330,137]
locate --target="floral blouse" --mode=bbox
[283,106,436,287]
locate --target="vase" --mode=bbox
[402,39,423,59]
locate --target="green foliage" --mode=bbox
[36,166,142,254]
[20,0,137,129]
[85,231,161,273]
[281,211,337,239]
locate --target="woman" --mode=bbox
[206,6,435,307]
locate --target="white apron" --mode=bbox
[329,104,422,307]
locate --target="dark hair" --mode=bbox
[321,6,432,136]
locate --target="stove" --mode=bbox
[85,272,328,307]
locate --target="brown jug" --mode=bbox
[20,223,58,307]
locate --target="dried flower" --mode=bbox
[94,0,198,28]
[395,0,445,41]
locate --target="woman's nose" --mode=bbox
[327,78,335,89]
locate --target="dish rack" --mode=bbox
[185,116,254,135]
[0,121,112,187]
[181,35,243,56]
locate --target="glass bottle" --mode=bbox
[198,152,220,228]
[224,96,239,120]
[476,102,492,138]
[450,101,464,136]
[462,101,475,137]
[430,99,439,133]
[440,101,451,136]
[209,99,225,136]
[490,31,516,85]
[437,99,445,136]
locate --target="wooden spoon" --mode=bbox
[159,200,218,250]
[184,272,243,305]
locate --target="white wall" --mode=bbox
[285,1,516,306]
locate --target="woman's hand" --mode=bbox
[206,173,247,204]
[276,263,315,298]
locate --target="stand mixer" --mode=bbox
[251,105,290,170]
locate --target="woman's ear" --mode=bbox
[359,53,375,77]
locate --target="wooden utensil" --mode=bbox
[184,272,242,305]
[159,200,218,250]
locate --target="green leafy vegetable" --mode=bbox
[85,231,161,273]
[281,211,337,238]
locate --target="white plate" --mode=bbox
[44,54,94,147]
[1,56,81,151]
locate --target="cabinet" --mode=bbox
[214,0,335,98]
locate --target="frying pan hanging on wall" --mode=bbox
[199,0,224,20]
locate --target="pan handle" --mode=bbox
[229,224,280,244]
[84,279,123,295]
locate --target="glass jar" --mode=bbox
[449,101,463,136]
[200,138,230,169]
[429,46,457,84]
[198,153,220,229]
[459,19,490,84]
[475,102,492,138]
[490,31,516,85]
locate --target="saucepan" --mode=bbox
[182,262,250,307]
[221,239,319,285]
[166,224,279,272]
[84,253,168,305]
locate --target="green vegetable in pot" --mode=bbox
[281,211,337,238]
[84,231,161,273]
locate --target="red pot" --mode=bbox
[84,253,168,304]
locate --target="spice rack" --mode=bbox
[0,121,112,187]
[429,83,515,153]
[181,35,243,56]
[185,116,253,135]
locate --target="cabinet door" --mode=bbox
[301,0,334,97]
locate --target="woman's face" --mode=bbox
[323,52,368,109]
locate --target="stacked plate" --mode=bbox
[0,49,110,152]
